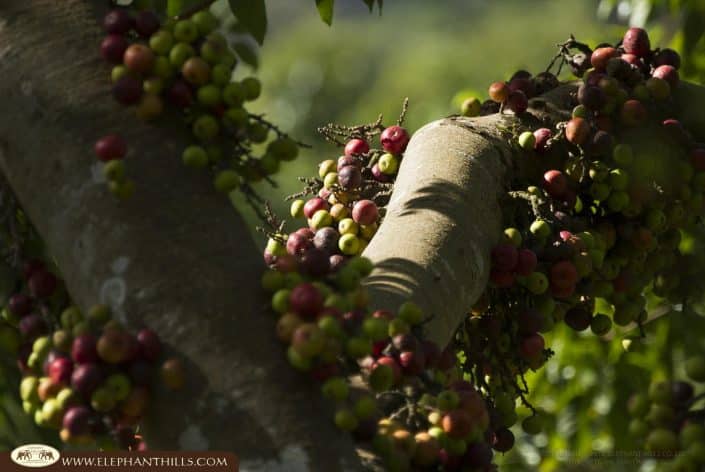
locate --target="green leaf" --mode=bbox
[233,41,259,69]
[316,0,334,25]
[228,0,268,45]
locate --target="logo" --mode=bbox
[10,444,60,468]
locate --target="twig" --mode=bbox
[247,113,311,148]
[396,98,410,126]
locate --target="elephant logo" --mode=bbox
[10,444,61,468]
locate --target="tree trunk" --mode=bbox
[0,2,363,470]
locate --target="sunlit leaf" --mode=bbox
[316,0,334,26]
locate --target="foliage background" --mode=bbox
[2,1,705,470]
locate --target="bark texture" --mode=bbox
[0,2,362,470]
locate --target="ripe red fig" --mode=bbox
[344,138,370,156]
[622,27,650,57]
[505,90,528,114]
[167,80,194,108]
[380,126,410,154]
[653,65,679,88]
[95,134,127,162]
[653,48,681,69]
[63,405,93,436]
[299,248,330,277]
[9,294,32,316]
[286,232,313,256]
[488,81,509,103]
[337,165,362,190]
[49,357,73,385]
[371,163,391,182]
[590,47,619,71]
[72,334,98,364]
[101,34,129,63]
[123,44,155,74]
[288,283,324,320]
[508,77,535,98]
[376,356,402,383]
[565,117,590,146]
[352,200,379,226]
[28,270,57,298]
[520,333,545,359]
[491,244,518,272]
[543,170,568,198]
[137,329,161,362]
[399,349,426,375]
[134,11,160,37]
[533,128,552,153]
[103,10,133,35]
[71,363,103,397]
[19,313,47,339]
[303,197,329,219]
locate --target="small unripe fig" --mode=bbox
[517,131,535,150]
[461,97,482,117]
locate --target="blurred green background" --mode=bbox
[3,1,705,471]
